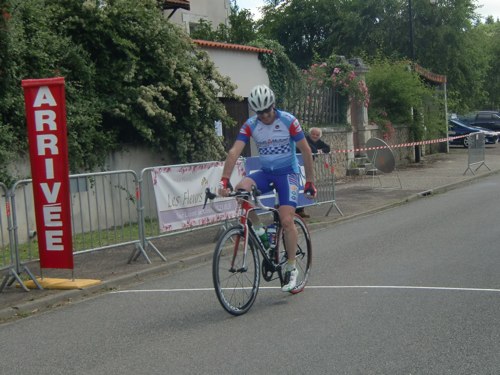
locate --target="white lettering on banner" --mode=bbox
[40,182,61,203]
[45,158,55,179]
[36,134,59,156]
[43,204,62,226]
[34,110,57,131]
[46,230,63,251]
[32,85,64,251]
[33,86,57,107]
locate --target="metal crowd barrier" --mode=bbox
[1,156,342,291]
[1,170,146,286]
[0,182,11,273]
[0,182,40,291]
[312,153,343,216]
[0,183,25,291]
[11,170,142,258]
[131,163,231,263]
[133,156,342,260]
[464,133,490,175]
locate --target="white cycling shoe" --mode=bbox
[281,268,298,292]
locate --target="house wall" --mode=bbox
[201,48,269,97]
[168,0,231,34]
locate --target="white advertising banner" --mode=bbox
[151,160,245,232]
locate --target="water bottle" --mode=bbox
[267,224,277,249]
[255,226,269,249]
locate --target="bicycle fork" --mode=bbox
[229,225,251,273]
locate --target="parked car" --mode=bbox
[458,111,500,132]
[448,118,498,147]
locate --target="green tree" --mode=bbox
[412,0,489,112]
[228,2,257,44]
[51,0,237,163]
[477,21,500,109]
[365,58,435,140]
[258,0,339,69]
[191,1,257,44]
[249,38,303,109]
[0,1,9,96]
[258,0,494,112]
[0,0,109,181]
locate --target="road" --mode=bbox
[1,174,500,374]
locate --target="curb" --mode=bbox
[0,249,214,322]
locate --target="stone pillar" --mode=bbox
[348,58,372,157]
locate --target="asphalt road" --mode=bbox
[1,174,500,374]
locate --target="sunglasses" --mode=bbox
[257,106,274,116]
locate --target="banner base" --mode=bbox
[22,277,101,290]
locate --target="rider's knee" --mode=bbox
[280,213,295,228]
[235,178,254,192]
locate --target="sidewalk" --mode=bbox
[1,146,500,322]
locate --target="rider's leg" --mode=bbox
[279,205,297,267]
[273,173,300,264]
[235,176,260,224]
[280,204,299,292]
[272,173,301,292]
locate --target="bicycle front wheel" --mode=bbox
[280,216,312,294]
[213,226,260,316]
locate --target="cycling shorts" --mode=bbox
[246,170,300,208]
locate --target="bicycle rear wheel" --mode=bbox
[213,226,260,315]
[280,216,312,294]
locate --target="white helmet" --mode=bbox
[248,84,275,112]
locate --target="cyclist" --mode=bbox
[219,84,317,292]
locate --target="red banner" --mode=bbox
[22,77,74,269]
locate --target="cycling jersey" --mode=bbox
[236,109,305,175]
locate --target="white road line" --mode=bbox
[111,288,214,293]
[111,285,500,294]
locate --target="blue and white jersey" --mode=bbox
[236,109,305,175]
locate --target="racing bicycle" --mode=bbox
[204,186,312,316]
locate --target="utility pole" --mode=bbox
[408,0,421,163]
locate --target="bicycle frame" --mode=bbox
[207,186,312,315]
[206,188,284,280]
[236,196,285,282]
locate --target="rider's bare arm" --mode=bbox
[219,140,246,196]
[221,140,246,179]
[296,138,315,183]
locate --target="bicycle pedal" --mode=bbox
[261,260,274,282]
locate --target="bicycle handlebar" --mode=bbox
[203,185,266,211]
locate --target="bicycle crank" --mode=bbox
[261,258,275,281]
